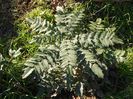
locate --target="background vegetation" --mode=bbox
[0,0,133,99]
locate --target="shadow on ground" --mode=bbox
[0,0,16,37]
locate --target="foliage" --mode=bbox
[1,1,133,98]
[22,6,125,98]
[105,47,133,99]
[125,47,133,71]
[24,7,54,21]
[12,7,54,57]
[0,47,43,99]
[0,2,54,98]
[0,48,22,98]
[84,1,133,46]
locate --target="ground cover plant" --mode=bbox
[0,0,133,99]
[21,5,125,98]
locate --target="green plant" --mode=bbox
[0,47,43,99]
[22,6,125,98]
[24,7,54,21]
[105,47,133,99]
[125,47,133,71]
[84,1,133,47]
[0,48,22,98]
[12,6,54,58]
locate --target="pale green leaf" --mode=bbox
[91,64,104,78]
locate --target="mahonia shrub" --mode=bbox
[22,5,125,98]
